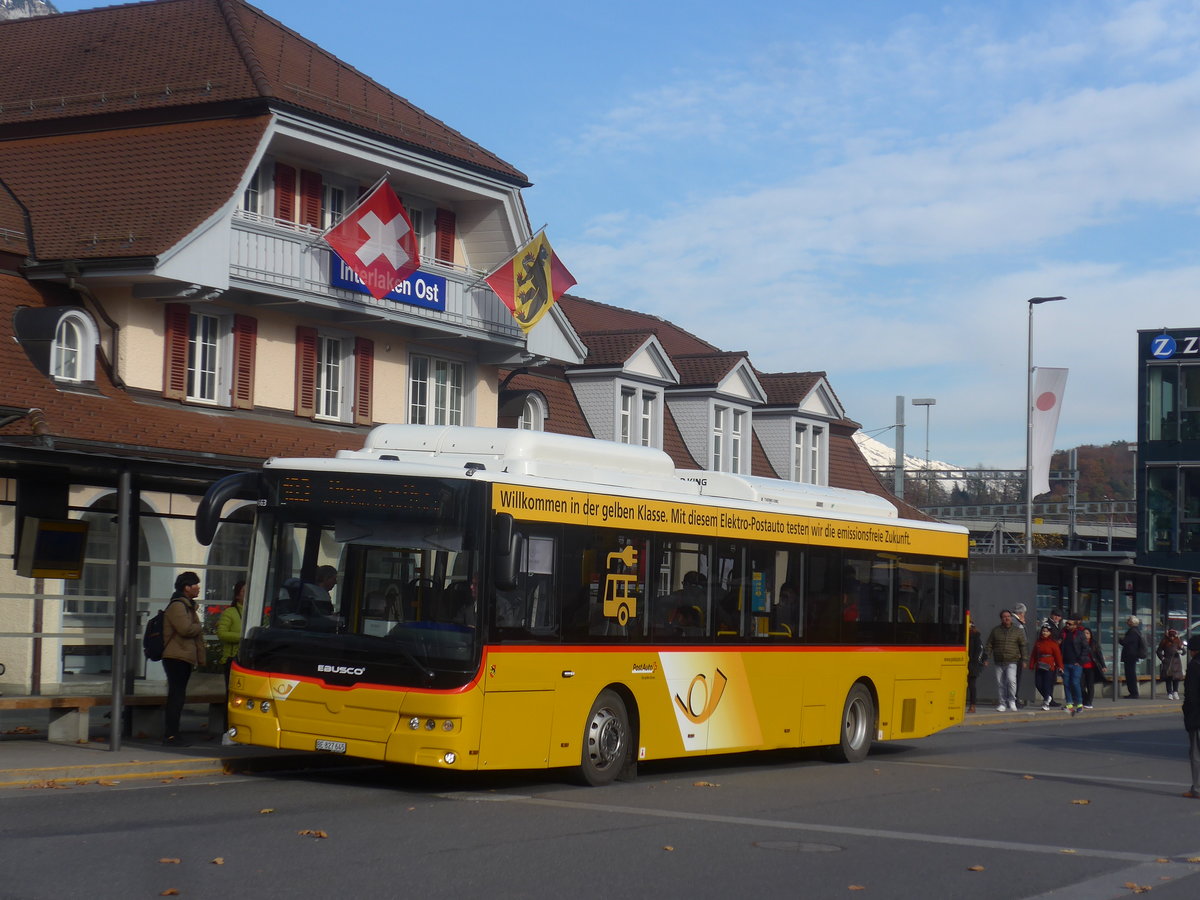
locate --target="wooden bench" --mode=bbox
[0,695,99,743]
[0,693,227,743]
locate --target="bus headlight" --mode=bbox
[443,752,457,765]
[246,699,255,710]
[260,701,271,713]
[442,720,454,732]
[409,717,420,730]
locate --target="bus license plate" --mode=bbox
[315,739,346,753]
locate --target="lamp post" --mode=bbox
[1025,296,1066,554]
[912,398,935,505]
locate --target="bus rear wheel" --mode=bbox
[831,683,874,763]
[577,689,630,786]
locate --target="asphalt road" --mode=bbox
[1,714,1198,900]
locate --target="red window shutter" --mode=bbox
[295,326,317,418]
[354,337,374,426]
[274,163,297,222]
[231,315,257,410]
[435,208,456,263]
[162,303,189,400]
[299,169,323,228]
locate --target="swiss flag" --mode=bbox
[323,181,420,301]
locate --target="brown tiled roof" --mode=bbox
[0,272,369,465]
[757,371,824,405]
[576,331,658,367]
[557,294,718,357]
[0,117,268,261]
[0,0,524,183]
[671,352,749,388]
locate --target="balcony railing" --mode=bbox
[229,211,522,343]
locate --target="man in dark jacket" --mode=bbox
[1120,616,1147,698]
[1183,643,1200,799]
[984,610,1027,712]
[1059,615,1089,714]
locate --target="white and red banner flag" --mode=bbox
[1030,367,1068,498]
[322,180,419,301]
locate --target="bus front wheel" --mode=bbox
[577,689,630,786]
[831,683,874,763]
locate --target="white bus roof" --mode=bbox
[266,424,906,523]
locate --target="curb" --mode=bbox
[0,749,356,790]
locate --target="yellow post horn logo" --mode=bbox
[674,668,728,724]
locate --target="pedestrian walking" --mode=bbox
[1182,643,1200,800]
[161,571,206,745]
[983,609,1027,711]
[1157,629,1185,700]
[1011,603,1030,707]
[1080,626,1106,709]
[1059,615,1088,714]
[1029,624,1063,710]
[1121,616,1147,698]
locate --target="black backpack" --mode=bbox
[142,599,177,661]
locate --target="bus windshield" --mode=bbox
[240,471,487,689]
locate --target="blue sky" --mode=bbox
[54,1,1200,467]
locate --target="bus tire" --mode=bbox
[831,683,874,763]
[577,689,630,786]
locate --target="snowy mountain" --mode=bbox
[853,431,959,474]
[0,1,58,21]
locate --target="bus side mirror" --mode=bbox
[196,472,260,546]
[493,513,523,591]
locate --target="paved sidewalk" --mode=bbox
[960,695,1183,727]
[1,693,1184,789]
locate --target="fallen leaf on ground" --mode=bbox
[159,891,179,897]
[692,781,719,787]
[211,858,224,865]
[1060,849,1077,854]
[1187,857,1200,863]
[259,808,275,814]
[297,830,328,839]
[848,886,865,891]
[1023,775,1035,780]
[1071,799,1090,805]
[158,858,181,865]
[663,846,674,851]
[967,865,985,871]
[1155,858,1170,863]
[97,779,118,786]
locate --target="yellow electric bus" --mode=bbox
[196,425,968,785]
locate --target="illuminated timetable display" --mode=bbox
[276,474,462,518]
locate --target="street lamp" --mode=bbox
[912,398,936,505]
[1025,296,1066,554]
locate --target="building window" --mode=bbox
[731,410,744,473]
[640,392,655,447]
[618,386,659,447]
[409,355,464,425]
[188,312,221,403]
[164,305,256,408]
[294,327,371,424]
[323,184,345,230]
[242,167,260,214]
[51,310,98,383]
[315,335,344,420]
[520,395,546,431]
[1148,364,1200,442]
[711,404,749,473]
[792,422,826,484]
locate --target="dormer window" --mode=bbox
[793,422,826,484]
[712,404,749,473]
[51,310,98,384]
[520,394,546,431]
[619,386,659,447]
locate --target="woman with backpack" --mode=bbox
[161,571,206,745]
